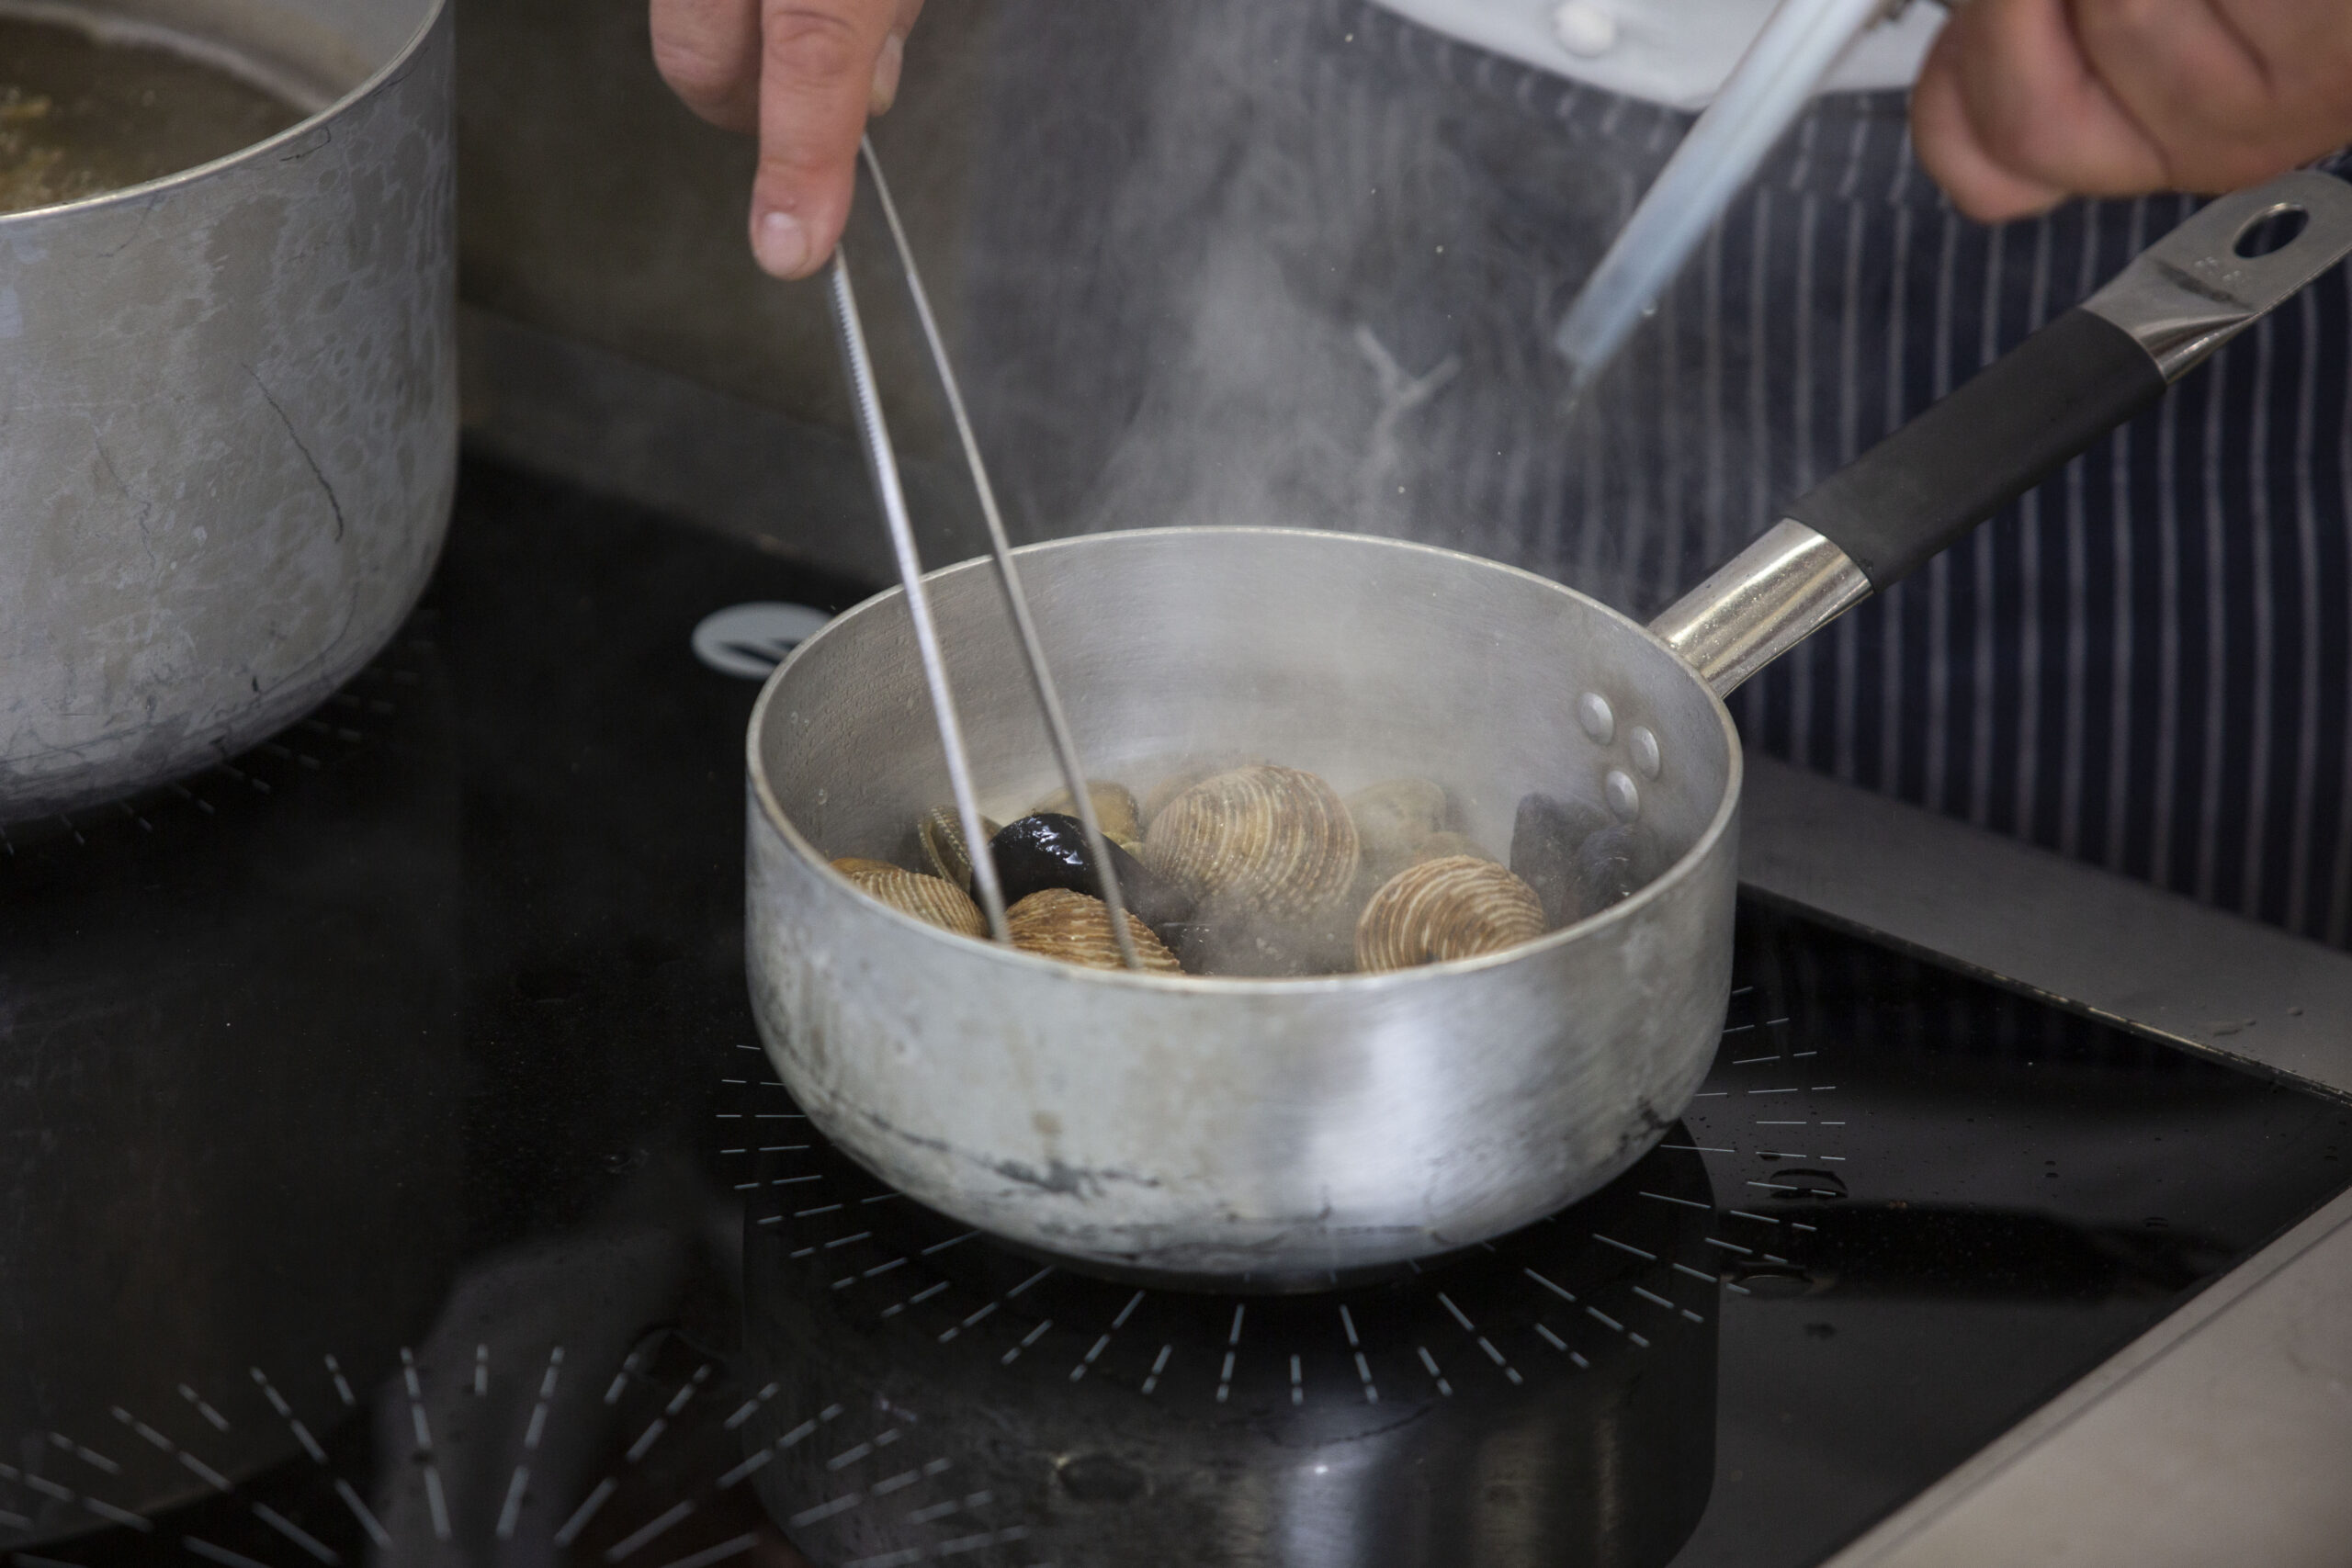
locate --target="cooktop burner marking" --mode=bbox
[554,1477,619,1546]
[1003,1322,1054,1367]
[44,1436,117,1477]
[609,1498,698,1560]
[334,1480,391,1549]
[250,1502,337,1562]
[495,1467,531,1541]
[177,1384,232,1432]
[247,1370,326,1464]
[789,1492,862,1528]
[662,1535,760,1568]
[1066,1290,1146,1382]
[184,1536,269,1568]
[883,1281,950,1320]
[1524,1266,1577,1303]
[1141,1343,1173,1394]
[1414,1346,1453,1396]
[721,1382,777,1431]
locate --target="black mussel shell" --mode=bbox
[1510,793,1645,927]
[989,814,1194,934]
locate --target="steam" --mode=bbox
[958,0,1710,616]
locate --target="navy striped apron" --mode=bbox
[956,0,2352,947]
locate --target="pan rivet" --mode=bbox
[1605,769,1640,822]
[1577,693,1616,745]
[1629,727,1661,779]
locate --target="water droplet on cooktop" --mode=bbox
[1766,1168,1847,1201]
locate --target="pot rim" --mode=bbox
[746,525,1745,995]
[0,0,447,227]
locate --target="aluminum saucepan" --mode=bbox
[0,0,453,821]
[746,172,2352,1286]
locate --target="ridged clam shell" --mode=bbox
[1007,888,1184,973]
[1143,765,1362,921]
[1141,755,1264,829]
[833,860,988,938]
[1030,780,1142,848]
[918,806,1001,890]
[1346,777,1453,884]
[1354,855,1546,973]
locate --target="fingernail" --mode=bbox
[869,31,905,115]
[754,209,810,277]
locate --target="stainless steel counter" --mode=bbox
[1742,755,2352,1568]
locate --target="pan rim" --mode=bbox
[0,0,448,227]
[746,525,1744,993]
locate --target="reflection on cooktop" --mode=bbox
[1,458,2344,1568]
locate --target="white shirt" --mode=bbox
[1368,0,1946,109]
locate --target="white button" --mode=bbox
[1552,1,1619,57]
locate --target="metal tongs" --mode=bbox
[822,139,1147,970]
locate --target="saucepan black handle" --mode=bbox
[1650,170,2352,697]
[1788,307,2164,590]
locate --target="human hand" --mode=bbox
[651,0,925,277]
[1911,0,2352,222]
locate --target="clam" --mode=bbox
[1140,754,1264,829]
[1345,777,1453,885]
[1030,780,1143,850]
[1510,794,1643,927]
[832,860,989,938]
[1354,855,1546,973]
[918,806,1001,891]
[1143,764,1362,922]
[989,814,1194,933]
[1007,888,1185,974]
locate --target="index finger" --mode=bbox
[748,0,900,278]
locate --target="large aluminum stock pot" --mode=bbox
[746,173,2352,1286]
[0,0,454,819]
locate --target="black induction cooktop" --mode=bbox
[4,458,2346,1568]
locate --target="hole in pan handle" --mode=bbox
[1650,169,2352,698]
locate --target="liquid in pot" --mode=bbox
[0,14,303,215]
